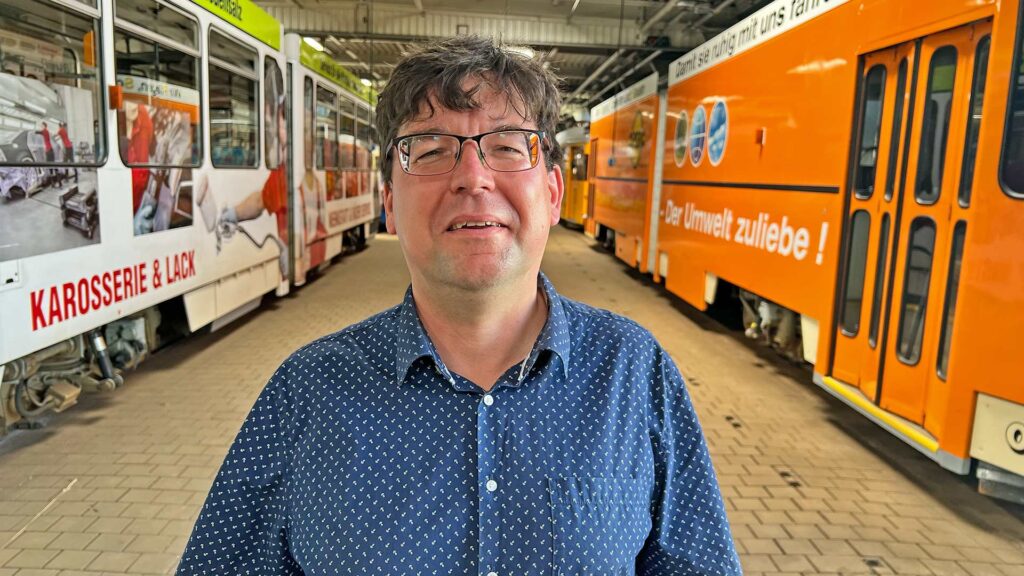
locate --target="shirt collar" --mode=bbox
[394,272,572,386]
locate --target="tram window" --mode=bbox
[885,59,908,201]
[0,2,105,167]
[355,117,371,169]
[958,37,990,207]
[572,151,589,181]
[868,213,891,348]
[208,31,257,168]
[1003,17,1024,194]
[915,46,957,204]
[315,86,338,170]
[338,99,356,169]
[840,211,871,335]
[896,218,936,364]
[264,58,284,170]
[937,221,966,379]
[854,65,886,198]
[303,77,313,171]
[115,0,197,50]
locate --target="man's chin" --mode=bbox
[434,257,521,292]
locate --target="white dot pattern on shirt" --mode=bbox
[176,273,741,576]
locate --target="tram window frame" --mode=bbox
[115,0,197,51]
[264,57,285,171]
[355,116,371,170]
[1000,6,1024,198]
[885,58,909,201]
[868,213,891,348]
[840,210,872,336]
[0,0,107,168]
[914,46,958,205]
[572,150,589,182]
[936,221,967,379]
[303,76,313,171]
[315,84,338,171]
[958,36,990,207]
[113,3,202,169]
[207,28,259,169]
[896,217,937,365]
[338,98,356,169]
[854,65,887,199]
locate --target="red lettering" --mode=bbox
[90,275,102,310]
[48,286,63,324]
[138,262,148,294]
[101,271,113,306]
[31,290,47,331]
[123,266,135,298]
[62,282,76,321]
[77,278,90,315]
[185,250,195,277]
[113,269,123,303]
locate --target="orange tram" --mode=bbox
[572,0,1024,497]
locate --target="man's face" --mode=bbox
[383,80,563,292]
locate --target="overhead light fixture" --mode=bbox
[303,37,325,52]
[360,78,372,86]
[345,49,359,60]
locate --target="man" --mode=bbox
[177,36,741,576]
[38,121,54,162]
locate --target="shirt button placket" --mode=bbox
[477,391,500,575]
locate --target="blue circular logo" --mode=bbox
[708,100,728,166]
[689,105,707,167]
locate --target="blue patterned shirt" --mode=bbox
[177,274,741,575]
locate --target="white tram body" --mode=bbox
[0,0,376,428]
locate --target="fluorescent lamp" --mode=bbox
[303,37,325,52]
[360,78,372,86]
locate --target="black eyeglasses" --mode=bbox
[388,129,545,176]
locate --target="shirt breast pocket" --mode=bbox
[547,476,651,576]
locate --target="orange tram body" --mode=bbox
[574,0,1024,491]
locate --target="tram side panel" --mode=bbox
[284,34,376,286]
[928,0,1024,473]
[0,0,292,425]
[591,78,659,271]
[658,2,857,367]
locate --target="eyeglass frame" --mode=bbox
[385,128,548,176]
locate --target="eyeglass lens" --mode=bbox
[399,131,541,175]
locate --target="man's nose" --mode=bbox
[450,140,494,194]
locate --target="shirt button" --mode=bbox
[487,572,498,576]
[486,479,498,492]
[483,394,494,406]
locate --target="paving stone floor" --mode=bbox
[0,226,1021,575]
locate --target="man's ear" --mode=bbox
[383,180,398,235]
[547,163,564,227]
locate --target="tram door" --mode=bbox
[832,21,991,429]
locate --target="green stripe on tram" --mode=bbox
[191,0,282,50]
[299,42,378,105]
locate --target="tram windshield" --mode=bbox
[0,1,104,167]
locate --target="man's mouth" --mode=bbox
[447,221,506,231]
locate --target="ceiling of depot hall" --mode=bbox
[257,0,770,117]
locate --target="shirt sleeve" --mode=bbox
[636,347,742,576]
[176,364,302,575]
